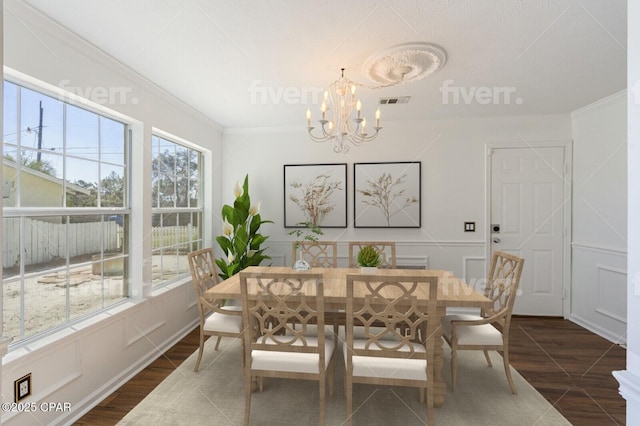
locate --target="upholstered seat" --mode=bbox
[253,336,335,373]
[441,314,504,346]
[344,339,427,381]
[202,306,242,334]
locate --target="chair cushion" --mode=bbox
[203,310,242,334]
[441,314,504,346]
[344,339,427,381]
[251,336,335,374]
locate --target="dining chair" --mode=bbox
[348,241,396,268]
[239,271,336,426]
[187,248,243,372]
[344,273,440,426]
[291,241,338,268]
[291,241,344,336]
[441,250,525,394]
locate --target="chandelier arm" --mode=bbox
[341,128,381,146]
[307,128,334,143]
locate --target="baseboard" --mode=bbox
[570,314,627,345]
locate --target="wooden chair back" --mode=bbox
[291,241,338,268]
[187,247,221,317]
[240,271,327,358]
[345,273,438,359]
[483,250,525,327]
[348,241,396,268]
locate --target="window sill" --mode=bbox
[3,299,142,364]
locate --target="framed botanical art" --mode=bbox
[353,161,421,228]
[284,163,347,228]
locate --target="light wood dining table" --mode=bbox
[205,265,492,407]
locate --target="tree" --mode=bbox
[151,148,198,226]
[100,171,124,207]
[4,153,56,176]
[66,172,124,212]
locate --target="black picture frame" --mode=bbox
[284,163,348,228]
[353,161,421,228]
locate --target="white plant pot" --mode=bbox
[360,266,378,274]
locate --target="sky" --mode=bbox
[3,80,126,185]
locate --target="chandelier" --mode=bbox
[306,68,381,154]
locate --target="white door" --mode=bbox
[489,146,567,316]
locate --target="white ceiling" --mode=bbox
[22,0,627,129]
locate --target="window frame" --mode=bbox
[150,130,205,288]
[2,70,133,346]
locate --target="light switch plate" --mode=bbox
[464,222,476,232]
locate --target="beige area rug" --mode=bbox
[118,333,570,426]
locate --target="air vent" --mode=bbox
[379,96,411,105]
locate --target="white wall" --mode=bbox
[222,115,571,284]
[570,92,627,343]
[613,0,640,423]
[1,2,222,424]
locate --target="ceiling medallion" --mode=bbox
[363,42,447,86]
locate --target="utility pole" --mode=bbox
[36,101,43,162]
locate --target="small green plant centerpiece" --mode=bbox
[215,175,273,280]
[357,245,381,273]
[288,221,323,271]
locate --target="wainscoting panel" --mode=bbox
[571,243,627,344]
[462,256,486,290]
[125,298,167,348]
[596,264,627,323]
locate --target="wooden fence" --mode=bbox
[2,218,198,268]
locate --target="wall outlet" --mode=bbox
[464,222,476,232]
[14,373,31,402]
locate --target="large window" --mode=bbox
[151,134,203,286]
[2,80,129,343]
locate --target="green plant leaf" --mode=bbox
[215,175,271,278]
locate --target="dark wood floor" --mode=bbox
[74,316,626,425]
[508,316,626,425]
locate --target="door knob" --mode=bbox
[493,237,501,243]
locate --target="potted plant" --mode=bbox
[357,245,380,273]
[215,175,273,280]
[288,221,323,271]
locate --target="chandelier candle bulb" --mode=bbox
[375,108,380,127]
[306,109,311,127]
[356,100,362,117]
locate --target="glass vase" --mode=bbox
[292,248,311,271]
